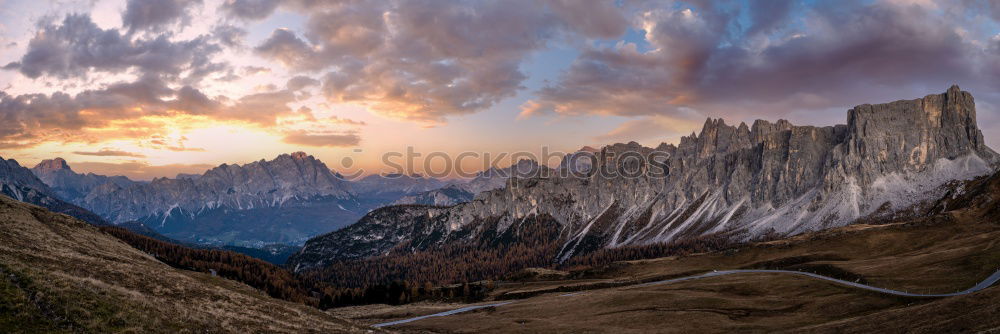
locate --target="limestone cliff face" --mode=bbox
[0,156,107,224]
[1,156,58,201]
[30,158,136,202]
[288,86,1000,271]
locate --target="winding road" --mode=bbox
[374,268,1000,328]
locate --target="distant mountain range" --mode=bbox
[287,85,1000,271]
[0,156,108,225]
[2,149,555,249]
[31,157,138,202]
[5,85,997,274]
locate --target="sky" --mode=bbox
[0,0,998,180]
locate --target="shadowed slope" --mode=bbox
[0,194,370,333]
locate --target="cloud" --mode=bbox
[219,0,281,20]
[0,74,311,148]
[5,14,223,83]
[282,131,360,147]
[521,0,1000,123]
[218,90,297,125]
[122,0,203,32]
[0,75,175,145]
[286,75,320,91]
[544,0,628,39]
[73,149,147,158]
[327,115,366,126]
[254,28,326,71]
[212,24,248,48]
[69,161,215,180]
[166,146,206,152]
[242,66,271,75]
[247,0,638,124]
[145,135,206,152]
[594,114,706,144]
[745,0,797,37]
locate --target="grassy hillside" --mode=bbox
[0,195,372,333]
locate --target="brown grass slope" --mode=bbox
[0,194,372,333]
[362,171,1000,333]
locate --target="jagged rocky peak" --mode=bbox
[80,151,355,227]
[33,157,71,172]
[199,151,346,191]
[1,156,54,194]
[288,86,1000,270]
[559,147,600,174]
[29,157,137,203]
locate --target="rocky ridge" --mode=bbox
[0,156,108,224]
[78,152,363,245]
[30,157,136,202]
[288,85,1000,271]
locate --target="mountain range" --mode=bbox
[30,158,137,202]
[2,85,997,272]
[3,150,552,249]
[287,85,999,271]
[0,157,108,225]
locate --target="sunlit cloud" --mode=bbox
[69,160,215,180]
[73,148,147,158]
[282,131,360,147]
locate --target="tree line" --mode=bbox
[102,215,766,309]
[100,226,322,305]
[100,226,499,308]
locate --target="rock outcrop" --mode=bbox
[288,85,1000,271]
